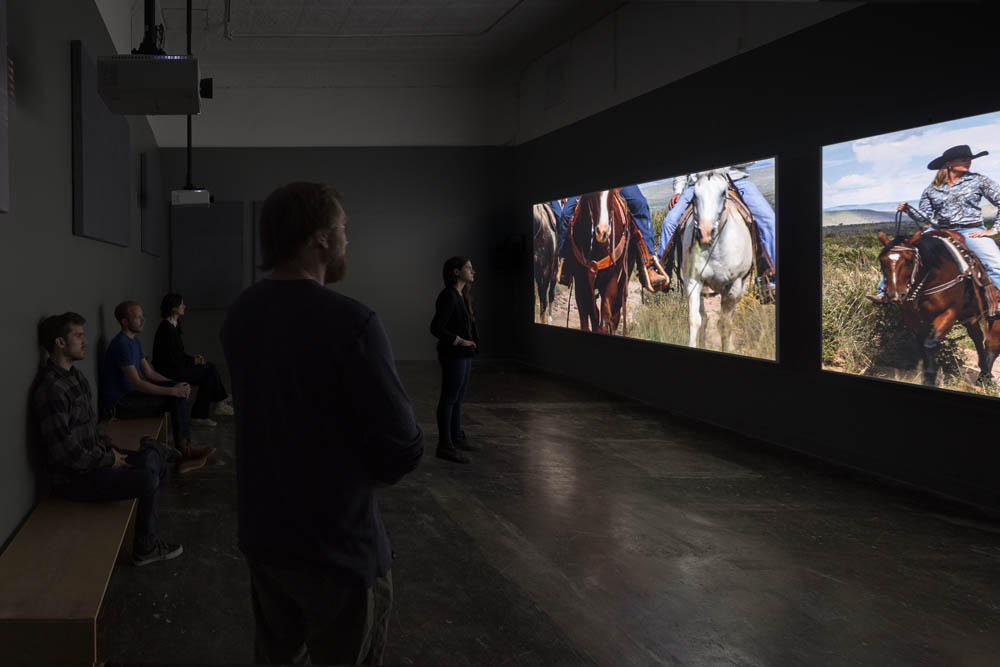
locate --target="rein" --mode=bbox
[895,238,975,305]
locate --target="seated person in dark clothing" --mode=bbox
[153,293,231,427]
[101,300,214,474]
[33,312,182,565]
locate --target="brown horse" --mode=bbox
[533,203,558,324]
[876,229,1000,385]
[565,189,636,334]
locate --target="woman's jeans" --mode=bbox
[436,354,472,447]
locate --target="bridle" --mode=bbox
[886,237,972,303]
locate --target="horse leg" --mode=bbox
[686,278,703,348]
[720,282,742,354]
[573,272,592,332]
[983,319,1000,383]
[922,310,959,386]
[546,276,556,325]
[534,270,546,324]
[961,319,991,384]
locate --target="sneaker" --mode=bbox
[191,417,218,427]
[867,294,889,304]
[213,402,234,416]
[436,446,470,464]
[133,540,183,566]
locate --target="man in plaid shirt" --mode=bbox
[33,312,183,566]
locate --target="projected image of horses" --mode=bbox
[533,158,777,360]
[822,109,1000,398]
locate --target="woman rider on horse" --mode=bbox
[869,145,1000,303]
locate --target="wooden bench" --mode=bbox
[0,414,168,666]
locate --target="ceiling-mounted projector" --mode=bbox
[97,54,201,115]
[171,189,212,207]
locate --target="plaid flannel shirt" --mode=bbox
[33,360,115,484]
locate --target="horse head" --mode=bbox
[581,190,611,245]
[877,230,922,303]
[692,170,729,246]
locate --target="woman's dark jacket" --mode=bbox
[152,319,194,374]
[430,287,479,358]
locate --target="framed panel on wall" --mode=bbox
[532,157,777,360]
[822,109,1000,397]
[139,152,167,256]
[0,0,9,214]
[71,40,131,246]
[171,202,244,309]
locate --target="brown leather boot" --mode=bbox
[647,262,670,292]
[176,441,215,474]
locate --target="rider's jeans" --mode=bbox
[656,177,776,269]
[959,227,1000,291]
[876,226,1000,294]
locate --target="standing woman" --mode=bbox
[430,257,479,464]
[153,293,232,426]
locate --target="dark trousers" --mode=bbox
[162,362,229,419]
[436,354,472,447]
[246,559,393,665]
[53,437,166,554]
[112,380,191,445]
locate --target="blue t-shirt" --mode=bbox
[102,331,144,408]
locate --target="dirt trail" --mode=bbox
[536,279,725,347]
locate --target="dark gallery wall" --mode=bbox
[159,147,516,364]
[0,2,167,547]
[516,3,1000,511]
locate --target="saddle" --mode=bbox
[659,186,774,296]
[924,231,1000,319]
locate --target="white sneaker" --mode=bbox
[133,540,183,566]
[191,417,218,427]
[213,402,234,416]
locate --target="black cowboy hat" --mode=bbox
[927,144,989,170]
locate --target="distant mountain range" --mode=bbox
[639,166,775,212]
[823,202,998,226]
[824,201,916,213]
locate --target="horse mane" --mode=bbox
[877,236,912,258]
[914,232,960,271]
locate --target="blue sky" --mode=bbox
[637,157,775,189]
[822,110,1000,209]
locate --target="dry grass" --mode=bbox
[821,231,998,395]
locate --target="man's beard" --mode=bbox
[324,251,347,284]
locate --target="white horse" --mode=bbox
[681,170,754,352]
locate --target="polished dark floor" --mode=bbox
[100,360,1000,666]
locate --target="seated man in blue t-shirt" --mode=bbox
[102,300,214,473]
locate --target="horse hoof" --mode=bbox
[977,373,995,387]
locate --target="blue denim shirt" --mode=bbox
[909,172,1000,229]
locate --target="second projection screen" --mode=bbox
[533,157,777,360]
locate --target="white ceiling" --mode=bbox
[99,1,859,147]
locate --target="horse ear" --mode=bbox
[877,231,890,246]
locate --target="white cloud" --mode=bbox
[823,114,1000,208]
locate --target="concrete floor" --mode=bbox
[100,360,1000,666]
